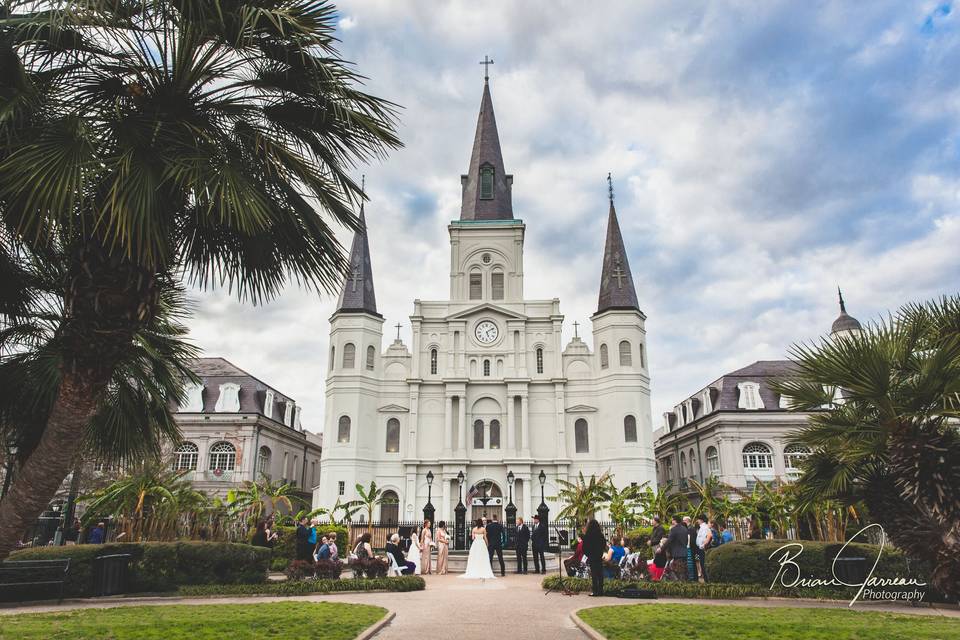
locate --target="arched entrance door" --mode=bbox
[380,490,399,525]
[469,480,503,523]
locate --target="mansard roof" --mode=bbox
[460,80,514,221]
[180,357,296,422]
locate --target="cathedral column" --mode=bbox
[506,395,516,455]
[520,393,530,456]
[444,394,453,453]
[522,472,532,518]
[457,395,467,456]
[410,319,422,378]
[554,383,567,459]
[441,475,451,522]
[408,385,420,457]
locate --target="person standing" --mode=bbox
[649,516,665,547]
[251,521,270,548]
[695,516,712,581]
[307,519,318,558]
[88,522,106,544]
[63,519,80,546]
[421,520,434,575]
[666,515,688,581]
[295,516,312,561]
[582,519,606,597]
[515,517,530,574]
[407,527,422,575]
[719,522,734,544]
[531,514,548,574]
[435,521,450,574]
[486,514,505,577]
[683,516,697,580]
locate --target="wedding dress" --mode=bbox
[459,528,496,579]
[408,530,422,575]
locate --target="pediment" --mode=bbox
[565,404,598,413]
[447,303,527,321]
[377,404,409,413]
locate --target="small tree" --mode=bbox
[553,471,612,528]
[226,476,303,528]
[343,481,394,532]
[637,484,682,523]
[607,481,645,536]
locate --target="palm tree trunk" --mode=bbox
[0,369,106,560]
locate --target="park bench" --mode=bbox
[0,558,71,603]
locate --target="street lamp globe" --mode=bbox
[457,470,465,486]
[538,469,546,486]
[507,470,515,486]
[426,470,434,486]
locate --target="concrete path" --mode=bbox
[1,574,957,640]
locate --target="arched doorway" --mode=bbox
[469,480,503,523]
[380,490,399,525]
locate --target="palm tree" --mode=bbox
[0,0,400,559]
[553,471,613,527]
[607,480,645,536]
[81,459,206,541]
[686,476,731,521]
[343,481,394,532]
[636,483,683,523]
[226,476,303,528]
[776,295,960,599]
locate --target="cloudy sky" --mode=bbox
[188,1,960,432]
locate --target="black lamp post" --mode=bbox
[455,470,467,551]
[505,470,517,549]
[537,469,549,531]
[423,470,435,524]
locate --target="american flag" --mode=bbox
[465,483,479,504]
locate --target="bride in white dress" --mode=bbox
[407,528,422,575]
[459,519,496,580]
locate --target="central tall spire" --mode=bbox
[460,73,514,220]
[596,174,640,315]
[335,179,380,317]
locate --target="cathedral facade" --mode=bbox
[314,78,656,525]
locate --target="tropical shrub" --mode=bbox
[285,559,316,581]
[179,575,425,597]
[284,559,342,581]
[348,556,389,579]
[6,542,269,599]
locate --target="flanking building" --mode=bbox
[170,357,322,504]
[653,294,863,494]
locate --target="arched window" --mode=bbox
[639,343,645,368]
[329,346,335,371]
[380,490,399,525]
[366,345,376,371]
[469,271,482,300]
[599,344,609,369]
[173,442,198,471]
[257,446,272,477]
[208,441,236,471]
[536,348,544,374]
[337,415,351,443]
[483,359,491,376]
[706,446,720,475]
[430,348,438,375]
[574,418,589,453]
[680,451,687,476]
[742,442,774,470]
[480,165,495,199]
[623,415,637,443]
[342,343,356,369]
[618,340,632,366]
[473,419,485,449]
[784,444,812,472]
[689,448,697,478]
[385,418,400,453]
[489,419,501,449]
[491,271,504,300]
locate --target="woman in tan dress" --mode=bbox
[420,520,434,574]
[435,521,450,574]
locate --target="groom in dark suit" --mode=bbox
[531,514,548,574]
[515,517,530,574]
[486,514,506,577]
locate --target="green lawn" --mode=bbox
[577,603,960,640]
[0,601,387,640]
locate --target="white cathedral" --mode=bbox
[314,77,656,525]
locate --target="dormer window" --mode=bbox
[737,382,764,410]
[215,383,241,412]
[480,165,494,199]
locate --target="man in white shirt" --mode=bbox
[694,515,713,582]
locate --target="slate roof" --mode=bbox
[460,80,514,221]
[335,203,380,316]
[183,357,295,422]
[664,360,800,429]
[595,199,640,314]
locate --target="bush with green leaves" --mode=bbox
[179,576,425,597]
[6,542,268,599]
[348,556,389,579]
[285,559,342,581]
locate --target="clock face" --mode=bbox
[474,320,499,344]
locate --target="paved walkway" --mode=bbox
[1,574,957,640]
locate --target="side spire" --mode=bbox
[596,174,640,314]
[336,176,380,316]
[838,286,847,313]
[460,63,513,221]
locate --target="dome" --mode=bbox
[830,288,862,335]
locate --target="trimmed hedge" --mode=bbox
[704,540,927,586]
[541,575,858,600]
[178,576,425,597]
[6,542,269,599]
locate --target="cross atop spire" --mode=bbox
[335,178,380,317]
[479,55,494,82]
[607,172,614,204]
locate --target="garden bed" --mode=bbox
[0,601,386,639]
[177,575,425,597]
[542,576,862,600]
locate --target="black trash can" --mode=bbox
[833,556,867,584]
[93,554,132,596]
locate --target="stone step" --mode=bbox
[424,550,560,574]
